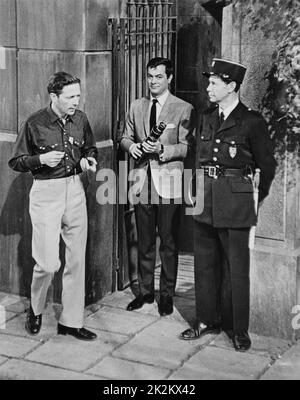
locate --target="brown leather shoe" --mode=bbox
[179,323,221,340]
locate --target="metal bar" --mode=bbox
[135,2,139,99]
[127,14,131,106]
[161,2,165,57]
[142,4,146,97]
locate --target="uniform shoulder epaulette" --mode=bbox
[247,107,261,116]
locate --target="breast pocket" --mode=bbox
[222,136,249,164]
[197,131,213,163]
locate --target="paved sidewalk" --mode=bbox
[0,255,299,380]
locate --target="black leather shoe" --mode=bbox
[232,332,251,352]
[25,306,42,335]
[127,293,154,311]
[57,323,97,341]
[158,295,173,316]
[179,322,221,340]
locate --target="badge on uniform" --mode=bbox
[69,136,74,145]
[229,142,237,158]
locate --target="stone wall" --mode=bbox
[0,0,120,303]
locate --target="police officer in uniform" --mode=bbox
[179,59,276,351]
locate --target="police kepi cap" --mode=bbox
[203,58,247,84]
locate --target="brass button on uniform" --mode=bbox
[213,157,218,162]
[214,148,219,153]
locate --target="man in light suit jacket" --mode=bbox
[121,57,195,316]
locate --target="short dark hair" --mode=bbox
[47,71,81,96]
[147,57,174,78]
[219,76,240,92]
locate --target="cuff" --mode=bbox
[26,155,43,171]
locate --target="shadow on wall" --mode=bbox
[0,173,34,298]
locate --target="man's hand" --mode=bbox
[141,141,161,154]
[129,143,143,159]
[40,151,65,168]
[80,157,97,173]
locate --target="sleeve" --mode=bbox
[160,104,196,163]
[249,116,277,202]
[120,102,136,153]
[81,115,98,159]
[8,120,42,172]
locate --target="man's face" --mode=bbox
[147,65,172,97]
[206,75,231,104]
[51,83,81,117]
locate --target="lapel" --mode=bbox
[208,107,220,136]
[142,93,176,137]
[142,98,151,138]
[157,93,175,124]
[216,102,244,135]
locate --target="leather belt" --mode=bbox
[200,166,245,179]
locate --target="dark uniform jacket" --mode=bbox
[194,102,276,228]
[8,105,98,179]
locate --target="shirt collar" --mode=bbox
[47,104,73,124]
[150,90,169,107]
[219,98,239,120]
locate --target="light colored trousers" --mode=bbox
[29,175,87,328]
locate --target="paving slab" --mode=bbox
[85,305,158,336]
[211,331,291,359]
[0,359,101,380]
[0,333,41,358]
[87,356,170,380]
[25,330,129,372]
[2,312,58,341]
[0,293,29,313]
[261,343,300,380]
[97,290,134,309]
[113,319,214,369]
[0,311,19,329]
[169,345,270,380]
[0,356,8,367]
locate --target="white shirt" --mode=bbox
[150,90,170,122]
[219,98,239,120]
[129,91,170,154]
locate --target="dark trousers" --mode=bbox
[194,220,250,333]
[134,200,180,297]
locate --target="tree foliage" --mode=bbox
[230,0,300,160]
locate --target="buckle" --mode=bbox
[207,166,218,179]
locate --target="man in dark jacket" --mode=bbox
[9,72,98,341]
[179,59,276,351]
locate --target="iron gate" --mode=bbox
[111,0,178,290]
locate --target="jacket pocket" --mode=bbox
[231,180,253,193]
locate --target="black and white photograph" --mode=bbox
[0,0,299,383]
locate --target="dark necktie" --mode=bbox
[219,111,225,126]
[150,99,158,133]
